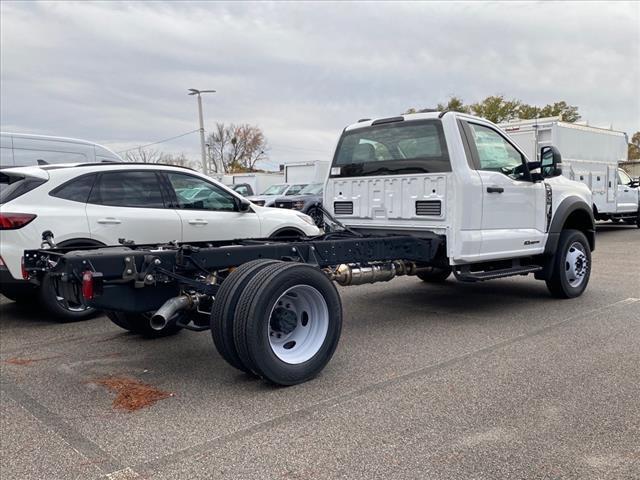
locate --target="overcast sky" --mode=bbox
[1,1,639,169]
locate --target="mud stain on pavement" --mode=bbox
[5,355,62,366]
[93,376,174,412]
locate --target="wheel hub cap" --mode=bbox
[268,285,329,365]
[565,242,588,288]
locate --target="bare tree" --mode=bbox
[207,123,269,173]
[125,148,193,168]
[125,147,163,163]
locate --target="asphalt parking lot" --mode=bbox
[1,225,638,480]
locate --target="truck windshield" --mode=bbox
[299,183,323,195]
[261,184,288,195]
[331,119,450,177]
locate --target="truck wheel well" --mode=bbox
[562,210,595,250]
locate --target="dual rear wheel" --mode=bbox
[211,260,343,385]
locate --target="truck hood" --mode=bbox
[272,194,322,204]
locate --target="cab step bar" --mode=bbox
[454,262,542,282]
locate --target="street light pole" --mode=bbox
[188,88,216,175]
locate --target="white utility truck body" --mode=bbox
[224,172,285,195]
[500,118,638,221]
[284,160,330,184]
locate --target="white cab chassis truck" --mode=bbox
[24,112,596,386]
[500,118,639,226]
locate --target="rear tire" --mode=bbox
[106,311,183,338]
[210,259,280,373]
[233,262,342,385]
[545,229,591,299]
[39,274,97,322]
[416,266,452,283]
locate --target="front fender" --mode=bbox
[544,196,595,255]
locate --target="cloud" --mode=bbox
[1,1,638,167]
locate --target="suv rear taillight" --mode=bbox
[0,213,37,230]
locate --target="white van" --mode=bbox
[0,132,121,168]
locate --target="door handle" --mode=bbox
[486,187,504,194]
[188,219,208,225]
[624,189,629,192]
[97,218,122,224]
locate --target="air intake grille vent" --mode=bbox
[416,200,441,216]
[334,201,353,215]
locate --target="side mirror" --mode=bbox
[540,146,562,178]
[237,197,252,212]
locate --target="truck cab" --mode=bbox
[325,112,595,272]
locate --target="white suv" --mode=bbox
[0,163,320,320]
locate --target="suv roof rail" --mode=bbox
[39,162,197,171]
[438,110,451,118]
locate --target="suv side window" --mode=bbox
[166,172,237,211]
[50,174,96,203]
[467,123,525,177]
[88,171,165,208]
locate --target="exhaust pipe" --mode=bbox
[150,295,193,330]
[330,261,416,286]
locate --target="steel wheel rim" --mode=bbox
[51,278,91,312]
[55,294,91,312]
[268,284,329,364]
[564,241,588,288]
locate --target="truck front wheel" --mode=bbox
[545,229,591,299]
[232,262,342,385]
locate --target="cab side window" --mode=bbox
[467,123,525,177]
[166,172,237,211]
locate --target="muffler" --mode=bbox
[150,295,193,330]
[329,261,416,286]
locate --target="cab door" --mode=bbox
[461,121,546,259]
[617,169,638,213]
[163,172,262,242]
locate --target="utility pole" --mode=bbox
[188,88,216,175]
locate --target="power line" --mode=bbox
[116,129,200,154]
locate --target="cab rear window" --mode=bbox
[331,119,450,177]
[0,173,47,204]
